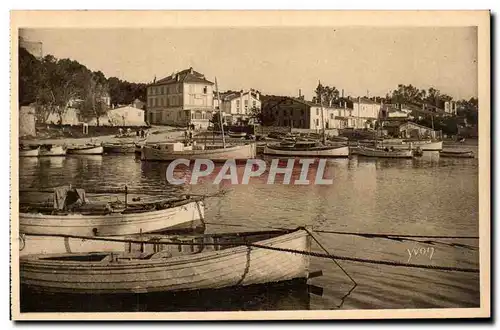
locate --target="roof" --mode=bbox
[109,105,145,113]
[151,67,213,86]
[353,97,379,105]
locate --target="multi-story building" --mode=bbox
[215,89,261,124]
[261,96,344,130]
[146,67,214,128]
[351,97,382,129]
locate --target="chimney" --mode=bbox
[342,89,344,98]
[255,91,260,100]
[189,67,194,74]
[299,89,302,98]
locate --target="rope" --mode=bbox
[314,229,479,240]
[23,232,479,273]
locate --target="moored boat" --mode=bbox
[67,145,104,155]
[141,142,257,162]
[264,141,349,158]
[20,228,311,294]
[19,147,40,157]
[439,150,475,158]
[20,187,206,236]
[227,131,247,138]
[356,146,414,158]
[39,145,66,157]
[103,143,136,154]
[378,139,443,151]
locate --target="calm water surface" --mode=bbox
[19,149,479,312]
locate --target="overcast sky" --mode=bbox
[21,27,478,100]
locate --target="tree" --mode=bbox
[209,112,226,131]
[78,72,109,126]
[313,82,340,106]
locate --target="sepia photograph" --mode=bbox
[10,10,490,320]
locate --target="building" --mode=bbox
[19,106,36,137]
[444,101,458,115]
[351,97,382,129]
[216,89,261,124]
[261,96,344,130]
[384,121,439,139]
[132,98,146,110]
[107,106,146,126]
[146,67,214,128]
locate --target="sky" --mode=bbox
[20,27,478,101]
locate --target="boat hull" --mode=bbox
[141,143,257,161]
[357,147,413,158]
[20,200,205,236]
[379,140,443,151]
[103,144,136,154]
[20,229,311,294]
[440,151,475,158]
[263,145,349,157]
[39,146,66,157]
[67,146,104,155]
[19,148,40,157]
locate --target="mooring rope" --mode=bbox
[313,229,479,240]
[22,232,479,273]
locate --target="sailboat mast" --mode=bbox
[319,80,326,144]
[215,77,226,148]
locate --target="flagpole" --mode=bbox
[319,80,326,145]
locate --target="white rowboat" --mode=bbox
[67,146,104,155]
[20,228,311,294]
[20,199,205,237]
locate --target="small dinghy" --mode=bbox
[39,144,66,157]
[20,228,311,294]
[439,150,475,158]
[227,131,247,138]
[67,145,104,155]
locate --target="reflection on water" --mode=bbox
[18,153,479,311]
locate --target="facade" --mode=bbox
[351,97,382,129]
[217,90,261,124]
[261,96,344,130]
[107,106,146,126]
[146,67,214,128]
[385,121,438,139]
[444,101,458,115]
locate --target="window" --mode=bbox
[253,101,256,107]
[203,86,207,94]
[244,100,248,106]
[316,119,319,126]
[236,100,240,106]
[330,113,334,119]
[316,108,319,116]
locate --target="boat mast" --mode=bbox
[215,77,226,149]
[319,80,326,144]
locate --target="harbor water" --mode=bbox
[18,149,480,312]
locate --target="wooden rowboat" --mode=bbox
[67,145,104,155]
[439,150,475,158]
[356,146,413,158]
[20,228,311,294]
[141,143,257,162]
[19,147,40,157]
[19,197,205,236]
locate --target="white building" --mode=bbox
[216,90,261,124]
[147,67,214,128]
[107,106,146,126]
[351,97,382,129]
